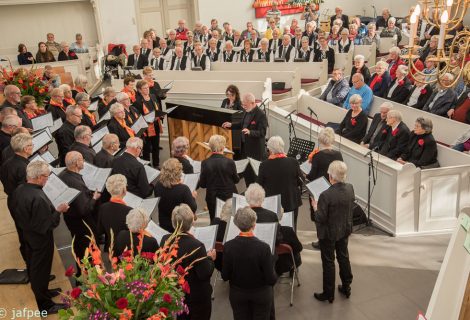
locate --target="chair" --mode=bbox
[104,43,127,78]
[275,243,301,306]
[211,241,224,300]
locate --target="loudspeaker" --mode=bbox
[352,203,367,226]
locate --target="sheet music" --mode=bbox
[163,81,174,89]
[146,220,170,244]
[131,116,148,136]
[40,150,56,164]
[306,176,331,200]
[141,197,160,218]
[51,167,65,175]
[98,111,111,123]
[300,161,311,175]
[165,106,178,114]
[235,159,249,174]
[43,173,80,208]
[32,130,52,153]
[215,197,226,218]
[202,142,234,154]
[224,216,241,243]
[248,157,261,176]
[232,193,281,214]
[123,192,142,209]
[190,160,201,173]
[88,100,98,112]
[91,126,109,146]
[143,111,155,123]
[50,118,63,133]
[137,157,150,166]
[253,223,277,254]
[193,225,218,251]
[279,211,294,228]
[29,153,54,171]
[92,139,103,153]
[31,113,53,132]
[182,173,199,192]
[80,162,111,192]
[144,165,160,183]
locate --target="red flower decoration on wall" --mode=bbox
[350,118,357,126]
[418,138,424,146]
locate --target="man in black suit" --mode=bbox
[56,105,82,166]
[0,115,21,151]
[384,65,413,104]
[140,39,151,58]
[166,46,189,70]
[126,45,148,70]
[268,29,281,54]
[149,48,165,70]
[404,74,434,109]
[277,34,296,62]
[95,133,119,168]
[361,102,392,151]
[69,125,96,164]
[378,110,411,160]
[191,43,211,71]
[291,27,303,50]
[330,7,349,30]
[423,73,457,116]
[311,160,354,302]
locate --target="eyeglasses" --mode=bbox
[73,114,83,119]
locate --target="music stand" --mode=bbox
[285,114,315,163]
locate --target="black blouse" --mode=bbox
[400,132,438,168]
[336,109,368,143]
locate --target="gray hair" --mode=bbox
[11,133,32,153]
[380,101,393,111]
[109,103,124,116]
[65,105,80,117]
[74,74,88,88]
[220,199,233,222]
[416,117,433,134]
[375,60,389,69]
[26,161,50,180]
[115,92,130,103]
[387,109,402,121]
[102,133,119,149]
[74,125,91,140]
[388,17,396,24]
[327,160,347,183]
[225,40,234,47]
[352,73,364,82]
[103,87,116,98]
[3,85,20,97]
[234,207,257,232]
[349,94,363,104]
[242,92,255,103]
[65,151,83,168]
[106,174,127,197]
[126,137,143,149]
[75,92,90,104]
[260,38,269,45]
[2,115,21,128]
[59,84,71,93]
[266,136,285,154]
[397,65,409,76]
[245,183,266,207]
[318,127,336,147]
[171,136,190,157]
[443,72,455,81]
[126,208,150,232]
[389,46,401,55]
[171,203,194,232]
[208,134,226,152]
[354,54,365,62]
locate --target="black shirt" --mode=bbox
[95,149,114,168]
[0,154,29,196]
[306,149,343,181]
[176,156,194,174]
[111,153,153,198]
[115,230,159,257]
[97,201,132,252]
[55,120,77,166]
[70,141,96,164]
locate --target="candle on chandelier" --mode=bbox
[409,13,417,47]
[437,10,449,50]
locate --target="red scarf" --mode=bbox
[25,110,36,119]
[369,75,382,90]
[141,97,162,137]
[64,97,76,106]
[110,197,127,205]
[268,153,287,160]
[81,106,96,126]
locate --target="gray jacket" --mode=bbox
[319,78,350,106]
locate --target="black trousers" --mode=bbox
[319,236,353,297]
[143,134,160,167]
[178,299,212,320]
[229,286,274,320]
[206,191,232,224]
[7,196,27,264]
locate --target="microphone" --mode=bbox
[0,58,7,61]
[284,109,296,119]
[307,107,318,118]
[363,149,374,158]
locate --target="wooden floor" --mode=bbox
[0,186,71,319]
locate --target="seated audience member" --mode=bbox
[404,74,434,109]
[47,88,66,121]
[199,25,211,47]
[296,37,315,62]
[223,22,234,42]
[268,29,282,53]
[336,94,368,143]
[1,84,21,109]
[147,29,160,49]
[158,37,174,58]
[241,21,259,40]
[171,136,193,174]
[361,102,393,150]
[420,35,438,62]
[277,34,296,62]
[291,27,303,50]
[222,85,242,110]
[154,158,197,232]
[61,84,76,107]
[349,55,371,86]
[336,29,354,53]
[107,103,135,149]
[56,106,82,166]
[99,86,118,117]
[0,115,22,150]
[380,17,402,44]
[451,128,470,152]
[175,19,189,41]
[206,38,221,62]
[307,127,343,181]
[41,65,61,88]
[423,55,438,85]
[17,44,35,65]
[45,33,61,56]
[35,42,56,63]
[98,174,132,252]
[368,60,392,97]
[161,204,215,320]
[253,38,271,62]
[397,118,438,168]
[378,110,411,160]
[352,17,368,40]
[166,29,178,49]
[140,38,152,58]
[423,73,457,116]
[233,30,243,47]
[199,135,239,224]
[191,43,211,71]
[386,46,405,81]
[75,93,96,129]
[265,18,280,40]
[330,6,349,29]
[149,47,166,70]
[127,45,148,70]
[210,30,223,50]
[95,133,119,168]
[343,74,374,113]
[222,207,278,320]
[449,84,470,124]
[327,25,341,46]
[166,46,188,70]
[361,23,380,47]
[348,23,361,45]
[221,40,238,62]
[250,29,261,48]
[72,75,88,98]
[239,40,255,62]
[69,125,96,164]
[332,18,345,34]
[376,8,391,29]
[315,37,335,74]
[384,65,412,104]
[70,33,89,53]
[115,208,159,257]
[58,42,78,61]
[184,31,195,55]
[111,137,153,198]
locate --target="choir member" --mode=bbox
[56,105,82,166]
[310,161,354,302]
[154,158,197,232]
[111,137,153,198]
[98,86,117,118]
[171,136,194,174]
[199,135,239,223]
[0,115,21,151]
[378,110,411,160]
[336,29,354,53]
[47,88,66,121]
[319,68,350,106]
[221,85,243,110]
[291,27,303,50]
[268,29,281,54]
[206,38,221,62]
[126,44,148,70]
[315,37,335,74]
[255,38,273,62]
[76,92,97,129]
[95,133,119,168]
[184,31,195,56]
[72,74,88,99]
[384,65,412,104]
[115,208,159,258]
[276,34,296,62]
[107,103,135,149]
[61,84,76,108]
[1,127,29,167]
[161,204,215,320]
[221,41,238,62]
[213,199,232,270]
[397,117,438,168]
[159,38,174,61]
[307,128,343,181]
[368,61,392,98]
[149,47,166,70]
[239,39,254,62]
[361,102,393,150]
[349,55,371,87]
[222,207,277,320]
[13,161,69,314]
[115,92,140,127]
[233,30,243,47]
[18,95,37,130]
[303,21,318,47]
[98,174,132,252]
[140,39,152,58]
[336,94,368,143]
[69,125,96,164]
[295,37,315,62]
[0,84,21,109]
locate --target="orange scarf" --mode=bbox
[239,231,254,237]
[110,197,127,205]
[81,106,96,126]
[75,87,85,93]
[64,97,76,105]
[122,87,136,103]
[50,100,66,112]
[268,153,287,160]
[125,108,137,125]
[307,148,320,163]
[25,110,36,119]
[147,79,155,88]
[141,98,162,137]
[115,117,135,137]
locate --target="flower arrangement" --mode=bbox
[1,61,49,107]
[59,228,199,320]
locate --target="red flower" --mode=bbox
[22,84,27,89]
[398,79,404,86]
[163,293,172,303]
[159,307,169,316]
[176,265,185,275]
[250,121,256,125]
[65,265,75,277]
[420,88,427,95]
[122,250,132,257]
[34,87,39,92]
[382,129,387,134]
[141,252,155,261]
[392,128,399,136]
[18,79,23,84]
[116,297,128,309]
[182,281,190,294]
[350,118,357,126]
[418,138,424,146]
[70,287,81,299]
[70,52,76,57]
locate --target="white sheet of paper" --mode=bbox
[202,142,234,154]
[143,111,155,123]
[98,111,111,123]
[43,173,80,208]
[31,113,53,132]
[300,161,311,175]
[165,106,178,114]
[182,173,199,192]
[215,197,226,218]
[193,225,218,251]
[29,154,54,171]
[232,193,281,214]
[306,176,331,200]
[51,167,66,175]
[146,220,170,244]
[279,211,294,228]
[91,126,109,146]
[123,192,143,209]
[32,130,52,153]
[131,116,149,134]
[191,160,201,173]
[88,100,98,112]
[40,150,56,164]
[144,165,160,183]
[141,197,160,219]
[224,216,241,243]
[137,157,150,166]
[92,139,103,153]
[80,162,111,192]
[164,81,174,89]
[253,223,277,254]
[235,159,249,174]
[248,157,261,176]
[50,118,63,133]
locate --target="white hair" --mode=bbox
[126,137,143,149]
[267,136,285,154]
[74,74,88,88]
[389,46,401,55]
[26,161,50,180]
[109,103,124,116]
[318,127,335,147]
[208,135,226,152]
[106,174,127,197]
[349,94,363,104]
[115,92,130,103]
[74,125,91,140]
[354,54,365,62]
[328,160,347,183]
[245,183,266,207]
[126,208,150,232]
[11,133,32,153]
[171,204,194,232]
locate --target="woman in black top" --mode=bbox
[199,135,239,224]
[17,43,35,65]
[307,127,343,181]
[115,208,159,257]
[397,117,438,168]
[58,42,78,61]
[171,136,194,174]
[222,207,277,320]
[154,158,197,232]
[221,85,243,110]
[161,204,215,320]
[239,39,254,62]
[336,94,368,143]
[349,55,371,86]
[35,42,55,63]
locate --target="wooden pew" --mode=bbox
[334,51,353,76]
[378,37,397,56]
